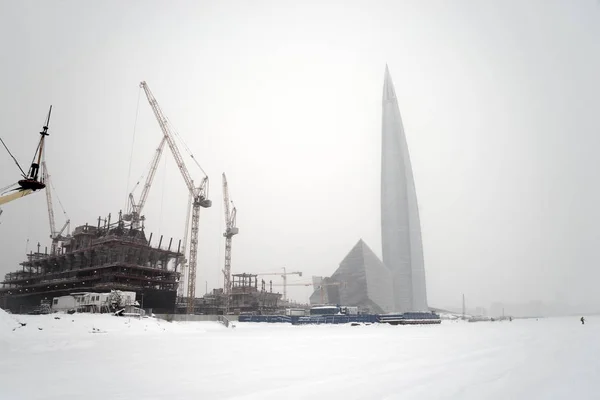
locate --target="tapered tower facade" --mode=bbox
[381,66,428,312]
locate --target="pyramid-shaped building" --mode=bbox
[310,240,394,314]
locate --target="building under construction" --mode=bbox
[178,273,284,315]
[0,212,182,313]
[230,273,281,313]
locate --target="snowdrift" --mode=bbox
[0,307,20,335]
[1,314,597,400]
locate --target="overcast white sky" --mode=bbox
[1,0,599,309]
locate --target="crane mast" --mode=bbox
[140,81,212,314]
[222,173,238,312]
[177,192,193,299]
[140,82,196,192]
[42,161,70,255]
[42,161,56,240]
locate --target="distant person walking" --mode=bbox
[581,317,585,325]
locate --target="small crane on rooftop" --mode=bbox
[222,172,238,313]
[257,267,302,302]
[123,137,167,229]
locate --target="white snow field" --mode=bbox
[1,309,598,400]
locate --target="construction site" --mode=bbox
[0,212,182,313]
[0,82,311,316]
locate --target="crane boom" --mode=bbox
[140,81,211,314]
[41,161,71,254]
[139,137,167,210]
[140,82,195,193]
[256,271,303,276]
[271,283,312,286]
[125,137,167,226]
[56,220,70,238]
[0,190,33,206]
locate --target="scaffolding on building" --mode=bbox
[0,211,182,313]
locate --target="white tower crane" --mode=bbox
[177,192,193,300]
[41,161,70,255]
[140,81,212,314]
[222,173,238,312]
[257,268,302,302]
[271,281,345,304]
[123,137,167,228]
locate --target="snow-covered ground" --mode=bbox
[1,309,598,400]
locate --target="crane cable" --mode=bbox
[0,136,26,177]
[42,152,68,221]
[0,182,18,194]
[165,116,208,177]
[128,154,157,195]
[49,172,69,220]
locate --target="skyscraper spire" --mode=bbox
[383,64,397,103]
[381,66,428,312]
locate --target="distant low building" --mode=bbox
[229,273,282,314]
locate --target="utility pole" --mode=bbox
[462,294,466,320]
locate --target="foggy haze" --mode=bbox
[1,0,599,312]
